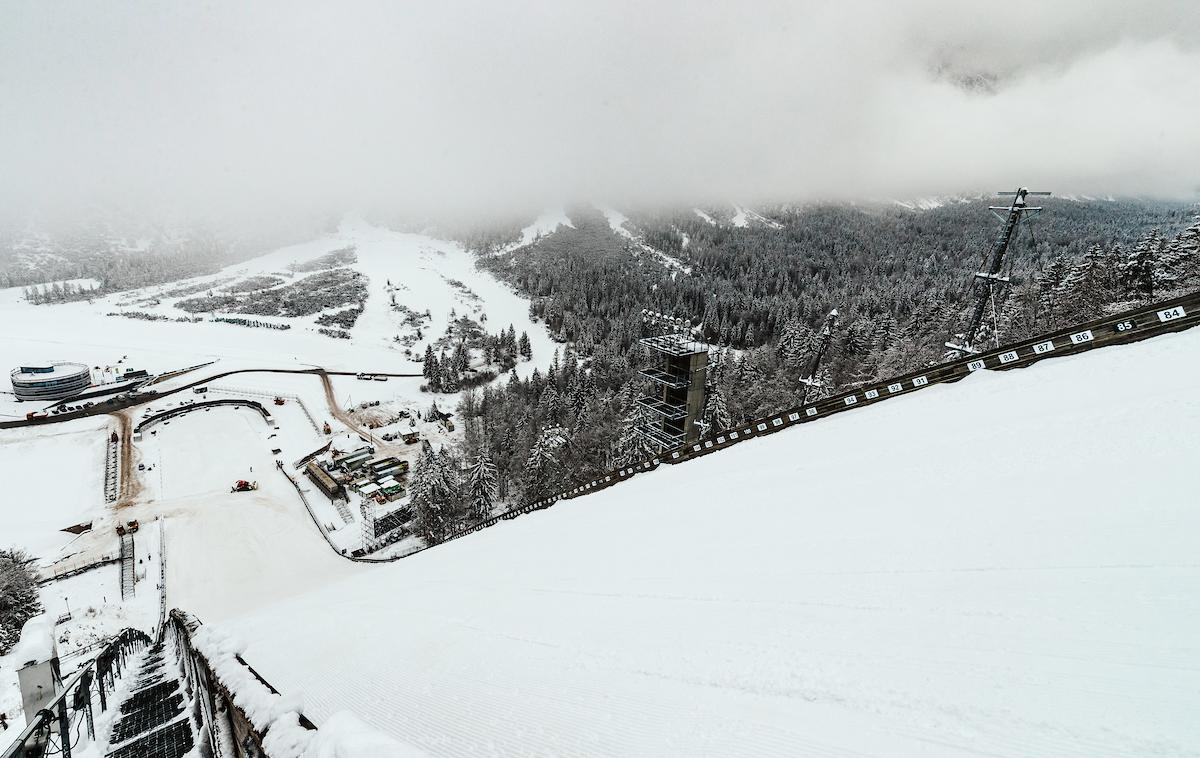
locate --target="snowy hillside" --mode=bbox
[599,205,691,274]
[0,215,555,377]
[0,215,558,430]
[208,326,1200,756]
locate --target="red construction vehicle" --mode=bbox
[273,396,286,406]
[231,480,258,493]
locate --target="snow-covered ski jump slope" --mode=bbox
[214,324,1200,757]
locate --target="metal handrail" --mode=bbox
[634,396,687,420]
[1,628,150,758]
[1,662,91,758]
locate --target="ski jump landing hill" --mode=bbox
[8,293,1198,758]
[209,296,1200,757]
[349,290,1200,564]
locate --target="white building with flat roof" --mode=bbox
[10,362,91,401]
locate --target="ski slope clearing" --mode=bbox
[215,327,1200,756]
[509,208,574,250]
[599,206,691,275]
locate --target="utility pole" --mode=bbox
[947,187,1050,353]
[799,309,838,405]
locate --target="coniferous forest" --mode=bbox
[427,199,1199,531]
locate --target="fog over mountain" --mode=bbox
[1,0,1198,225]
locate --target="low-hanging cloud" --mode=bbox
[1,0,1197,226]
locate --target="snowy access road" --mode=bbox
[216,327,1200,757]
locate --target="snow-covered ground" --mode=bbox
[0,214,557,422]
[210,327,1200,757]
[128,407,356,622]
[0,416,111,559]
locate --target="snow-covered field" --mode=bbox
[0,416,111,559]
[127,407,356,622]
[210,328,1200,757]
[0,214,557,422]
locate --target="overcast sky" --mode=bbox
[1,0,1198,224]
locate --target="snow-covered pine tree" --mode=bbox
[536,384,560,424]
[466,451,498,520]
[435,447,461,505]
[1036,256,1072,323]
[407,444,437,541]
[523,426,568,502]
[1119,230,1163,300]
[451,341,470,373]
[0,549,45,655]
[776,319,812,368]
[410,442,463,543]
[613,396,656,467]
[874,313,898,354]
[1153,226,1194,295]
[842,318,873,360]
[423,346,441,392]
[702,381,733,437]
[441,360,460,392]
[1057,245,1116,323]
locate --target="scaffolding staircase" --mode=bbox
[118,532,135,601]
[104,433,120,502]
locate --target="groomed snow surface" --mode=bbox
[213,328,1200,757]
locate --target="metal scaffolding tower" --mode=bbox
[635,310,709,450]
[947,187,1050,353]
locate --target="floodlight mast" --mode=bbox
[636,309,709,448]
[947,187,1050,354]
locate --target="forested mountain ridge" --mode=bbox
[415,197,1199,537]
[477,198,1196,383]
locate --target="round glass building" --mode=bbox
[11,362,92,401]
